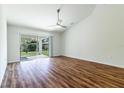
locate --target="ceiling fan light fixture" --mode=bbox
[46,25,66,31]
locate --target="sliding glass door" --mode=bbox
[20,34,50,61]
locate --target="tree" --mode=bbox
[22,42,28,53]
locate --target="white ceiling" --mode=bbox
[3,4,96,31]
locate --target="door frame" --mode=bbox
[19,34,53,61]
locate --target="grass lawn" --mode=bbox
[21,51,37,57]
[21,50,49,57]
[42,50,49,56]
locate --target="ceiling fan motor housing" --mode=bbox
[57,8,60,13]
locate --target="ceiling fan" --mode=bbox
[48,5,67,30]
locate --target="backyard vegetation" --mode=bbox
[21,51,37,57]
[21,36,49,57]
[21,49,49,57]
[42,49,49,56]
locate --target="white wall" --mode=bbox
[7,24,62,63]
[0,5,7,85]
[62,5,124,68]
[51,32,62,56]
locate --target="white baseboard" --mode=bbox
[8,60,20,63]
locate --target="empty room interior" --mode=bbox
[0,4,124,88]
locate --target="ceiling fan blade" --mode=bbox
[60,25,67,28]
[57,24,67,28]
[48,25,57,27]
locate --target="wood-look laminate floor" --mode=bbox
[1,56,124,88]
